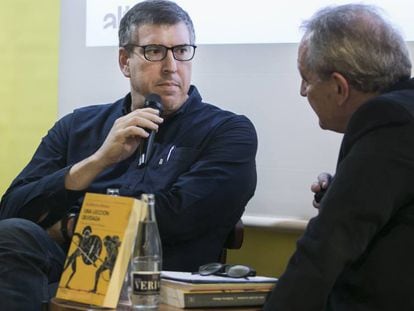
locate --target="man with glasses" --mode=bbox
[0,0,257,309]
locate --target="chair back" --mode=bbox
[219,219,244,263]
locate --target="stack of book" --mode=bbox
[160,271,277,308]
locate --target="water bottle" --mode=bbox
[131,193,162,310]
[106,188,120,196]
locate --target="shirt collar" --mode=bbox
[385,77,414,93]
[120,85,202,117]
[121,93,132,115]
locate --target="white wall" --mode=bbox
[59,0,414,229]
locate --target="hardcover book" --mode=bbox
[160,271,277,308]
[161,271,277,290]
[161,287,271,309]
[56,193,145,308]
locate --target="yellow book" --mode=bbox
[56,192,146,308]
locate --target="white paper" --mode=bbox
[161,271,278,284]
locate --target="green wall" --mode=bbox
[0,0,60,195]
[0,0,299,278]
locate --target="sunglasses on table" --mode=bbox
[194,262,256,278]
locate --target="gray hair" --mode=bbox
[300,4,411,93]
[119,0,195,48]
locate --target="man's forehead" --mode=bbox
[297,44,309,73]
[134,22,191,41]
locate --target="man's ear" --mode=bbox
[119,47,131,78]
[331,72,349,106]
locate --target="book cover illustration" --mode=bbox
[56,193,145,308]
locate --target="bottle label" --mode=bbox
[131,271,161,295]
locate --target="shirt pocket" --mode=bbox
[149,146,199,189]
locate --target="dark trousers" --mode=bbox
[0,218,65,310]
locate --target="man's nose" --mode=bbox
[162,50,178,72]
[300,80,307,97]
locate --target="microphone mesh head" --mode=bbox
[145,93,163,112]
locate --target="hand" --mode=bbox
[46,214,78,245]
[46,220,65,244]
[311,172,333,208]
[94,107,163,168]
[64,107,163,191]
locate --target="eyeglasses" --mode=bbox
[196,263,256,278]
[125,44,197,62]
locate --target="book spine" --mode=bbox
[183,291,268,308]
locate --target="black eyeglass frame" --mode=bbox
[124,44,197,62]
[196,262,256,279]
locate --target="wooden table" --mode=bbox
[49,298,261,311]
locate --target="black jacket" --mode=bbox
[265,78,414,310]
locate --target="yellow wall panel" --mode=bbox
[227,227,302,277]
[0,0,60,195]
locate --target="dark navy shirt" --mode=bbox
[0,85,257,271]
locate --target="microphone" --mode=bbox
[139,93,163,166]
[314,189,326,204]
